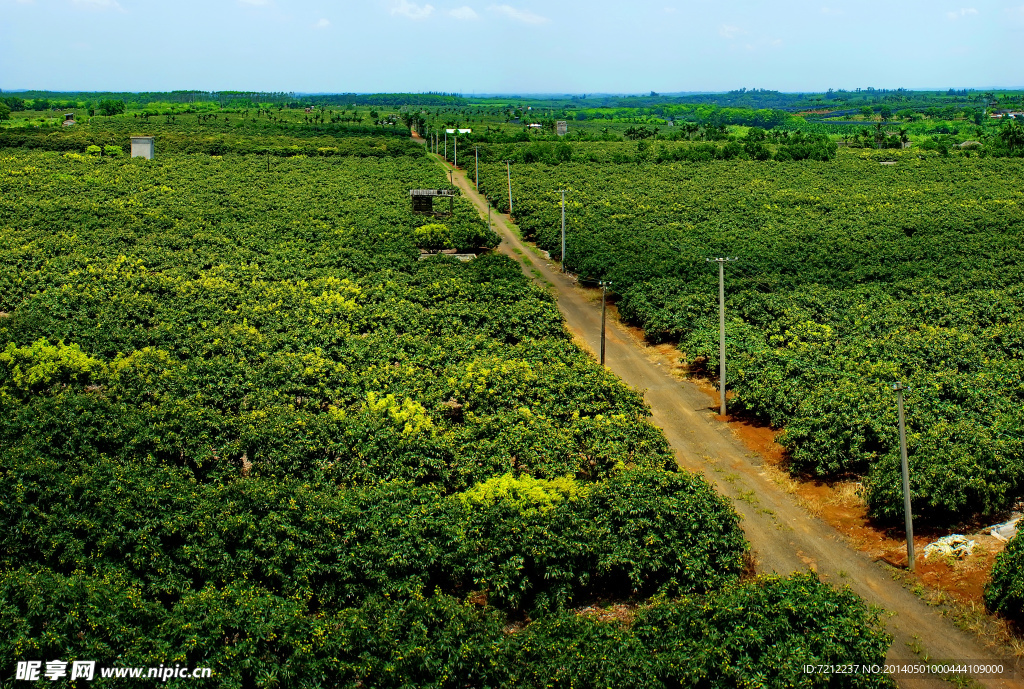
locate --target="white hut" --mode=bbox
[130,136,155,160]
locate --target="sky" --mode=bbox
[1,0,1022,94]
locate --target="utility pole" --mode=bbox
[893,381,916,572]
[505,160,513,217]
[599,280,612,365]
[706,257,738,416]
[444,131,447,161]
[557,189,568,271]
[475,146,479,188]
[454,134,457,168]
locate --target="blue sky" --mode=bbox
[1,0,1021,94]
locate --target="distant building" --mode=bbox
[528,123,543,129]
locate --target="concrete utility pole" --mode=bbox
[557,189,568,271]
[444,131,447,161]
[599,280,612,365]
[893,381,916,572]
[505,160,513,217]
[475,146,479,188]
[454,134,457,168]
[706,257,738,416]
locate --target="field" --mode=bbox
[0,146,893,685]
[5,85,1022,152]
[475,145,1024,528]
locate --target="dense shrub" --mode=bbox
[0,572,890,688]
[985,533,1024,624]
[0,454,745,615]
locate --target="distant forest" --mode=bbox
[2,87,1022,113]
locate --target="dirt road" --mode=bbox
[433,154,1022,688]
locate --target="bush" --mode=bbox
[865,422,1021,523]
[86,144,102,156]
[457,469,747,611]
[985,533,1024,623]
[509,572,892,688]
[414,222,453,250]
[104,145,124,157]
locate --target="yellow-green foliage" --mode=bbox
[459,473,584,514]
[364,391,434,436]
[0,339,102,397]
[414,222,453,250]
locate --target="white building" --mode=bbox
[130,136,155,160]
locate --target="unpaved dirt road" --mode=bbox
[434,154,1022,688]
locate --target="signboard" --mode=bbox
[556,121,568,136]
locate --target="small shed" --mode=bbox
[62,113,76,127]
[556,120,567,136]
[410,188,456,216]
[130,136,155,160]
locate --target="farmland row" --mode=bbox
[475,147,1024,530]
